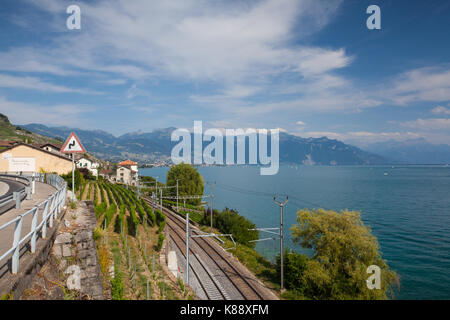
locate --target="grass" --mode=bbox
[69,200,77,210]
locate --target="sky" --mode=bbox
[0,0,449,148]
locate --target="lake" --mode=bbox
[140,165,450,300]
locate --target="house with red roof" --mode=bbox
[116,159,138,186]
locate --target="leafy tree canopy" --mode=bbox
[290,208,399,300]
[166,163,204,205]
[212,208,259,248]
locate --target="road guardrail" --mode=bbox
[0,173,67,274]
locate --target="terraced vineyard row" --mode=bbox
[78,180,192,300]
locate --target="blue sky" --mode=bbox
[0,0,449,147]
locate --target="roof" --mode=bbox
[0,143,72,162]
[100,169,113,175]
[0,140,19,147]
[118,159,138,166]
[40,143,63,150]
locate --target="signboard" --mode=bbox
[61,132,86,154]
[9,157,36,172]
[2,152,12,160]
[61,132,85,201]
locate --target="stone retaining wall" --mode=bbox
[20,200,104,300]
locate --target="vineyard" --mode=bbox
[77,180,193,300]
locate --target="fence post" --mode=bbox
[12,215,23,274]
[13,192,21,209]
[49,195,55,228]
[42,200,49,239]
[26,186,31,200]
[31,176,36,194]
[31,207,39,253]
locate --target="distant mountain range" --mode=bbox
[365,139,450,164]
[16,121,450,165]
[19,122,389,165]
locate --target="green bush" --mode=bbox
[87,182,92,200]
[276,250,308,292]
[157,233,164,251]
[127,206,139,236]
[114,204,125,234]
[158,220,166,234]
[142,200,156,226]
[155,209,165,226]
[61,169,85,192]
[211,208,258,248]
[94,202,107,219]
[104,203,117,227]
[111,268,124,300]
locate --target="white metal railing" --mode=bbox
[0,174,30,209]
[0,173,67,274]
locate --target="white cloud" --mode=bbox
[300,129,450,146]
[304,130,423,145]
[0,96,91,126]
[126,84,152,99]
[296,48,352,75]
[98,79,128,86]
[387,66,450,105]
[431,105,450,115]
[400,118,450,131]
[0,73,101,94]
[5,0,347,85]
[296,121,306,125]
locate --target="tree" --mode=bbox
[276,250,308,292]
[61,169,85,192]
[212,208,259,248]
[166,163,204,205]
[78,167,95,180]
[290,208,399,300]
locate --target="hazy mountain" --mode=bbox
[365,139,450,164]
[279,133,387,165]
[20,123,388,165]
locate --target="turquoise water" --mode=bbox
[141,165,450,300]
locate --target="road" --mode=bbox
[0,179,26,199]
[0,179,28,215]
[0,181,56,278]
[0,182,8,197]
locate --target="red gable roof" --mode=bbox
[118,159,138,166]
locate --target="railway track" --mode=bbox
[144,197,272,300]
[165,212,230,300]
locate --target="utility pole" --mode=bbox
[72,154,75,200]
[274,196,288,292]
[160,188,162,209]
[155,177,158,196]
[207,181,216,233]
